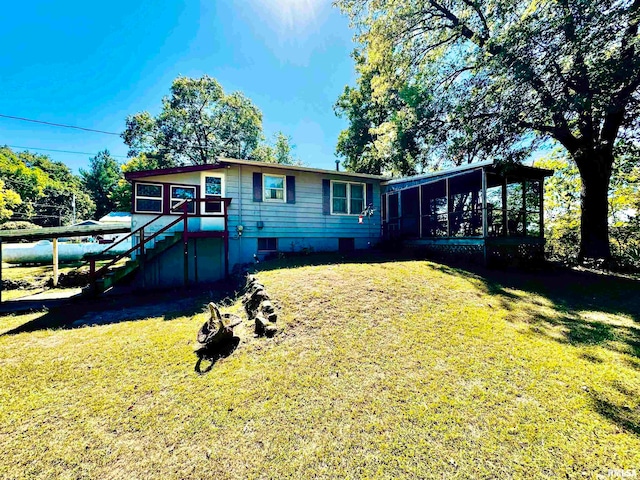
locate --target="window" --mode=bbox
[257,237,277,252]
[350,184,364,214]
[332,182,347,213]
[204,175,223,213]
[331,181,366,215]
[263,174,285,202]
[135,183,163,213]
[171,186,196,214]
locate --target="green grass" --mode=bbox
[0,256,638,479]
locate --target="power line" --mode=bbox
[3,145,128,158]
[0,113,120,136]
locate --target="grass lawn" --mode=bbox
[0,255,638,479]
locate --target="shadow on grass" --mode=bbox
[1,280,242,336]
[194,336,241,374]
[426,258,640,436]
[253,250,640,436]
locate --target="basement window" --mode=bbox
[257,238,278,252]
[135,183,163,213]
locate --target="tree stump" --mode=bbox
[194,303,242,372]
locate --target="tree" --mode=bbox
[251,132,302,165]
[0,146,95,226]
[123,75,264,165]
[110,153,175,212]
[537,146,640,266]
[0,180,21,222]
[336,0,640,262]
[80,150,122,220]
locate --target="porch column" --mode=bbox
[539,178,545,238]
[502,177,508,236]
[522,181,527,235]
[481,169,488,264]
[481,169,488,237]
[445,178,451,237]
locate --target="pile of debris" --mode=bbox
[242,274,278,337]
[193,275,279,373]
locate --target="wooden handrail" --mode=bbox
[92,213,187,280]
[89,196,232,288]
[78,200,192,270]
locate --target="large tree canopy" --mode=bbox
[336,0,640,261]
[123,76,264,165]
[0,147,95,226]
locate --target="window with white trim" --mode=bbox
[331,181,366,215]
[135,183,163,213]
[263,174,285,202]
[171,185,196,214]
[203,175,223,213]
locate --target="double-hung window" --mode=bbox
[204,175,223,213]
[263,174,285,202]
[331,181,366,215]
[135,183,163,213]
[171,186,196,214]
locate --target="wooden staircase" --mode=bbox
[87,232,183,296]
[77,196,231,297]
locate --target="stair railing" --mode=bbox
[89,199,191,285]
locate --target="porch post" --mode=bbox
[539,178,545,239]
[52,238,59,287]
[418,185,423,239]
[502,177,508,236]
[522,180,527,235]
[445,178,451,237]
[183,203,189,286]
[481,169,488,264]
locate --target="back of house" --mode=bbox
[124,158,386,288]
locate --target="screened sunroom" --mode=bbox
[380,161,553,263]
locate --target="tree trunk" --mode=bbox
[573,149,613,263]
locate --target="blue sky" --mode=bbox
[0,0,356,172]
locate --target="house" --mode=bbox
[87,158,551,294]
[98,158,387,291]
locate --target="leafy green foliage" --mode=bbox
[336,0,640,259]
[251,132,302,165]
[80,150,123,219]
[0,180,21,222]
[123,76,264,165]
[0,221,40,231]
[537,148,640,269]
[0,146,95,226]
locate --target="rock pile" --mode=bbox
[242,275,278,337]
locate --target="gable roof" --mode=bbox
[124,157,390,181]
